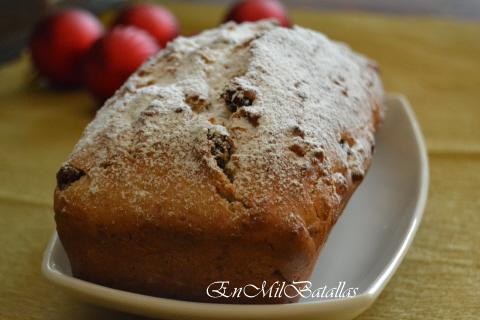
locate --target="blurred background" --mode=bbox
[2,0,480,63]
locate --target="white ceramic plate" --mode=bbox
[42,94,429,320]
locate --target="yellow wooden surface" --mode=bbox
[1,3,480,319]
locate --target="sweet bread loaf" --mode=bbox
[54,21,384,304]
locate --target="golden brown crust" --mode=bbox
[54,21,384,304]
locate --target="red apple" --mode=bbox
[29,9,104,87]
[115,4,179,48]
[83,26,160,100]
[225,0,291,27]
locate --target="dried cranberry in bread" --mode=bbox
[54,21,384,304]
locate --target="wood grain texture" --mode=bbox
[0,3,479,319]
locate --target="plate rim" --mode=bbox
[364,93,429,297]
[41,93,429,319]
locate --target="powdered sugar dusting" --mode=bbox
[61,21,384,228]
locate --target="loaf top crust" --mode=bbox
[56,21,384,242]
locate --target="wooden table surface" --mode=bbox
[0,2,479,320]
